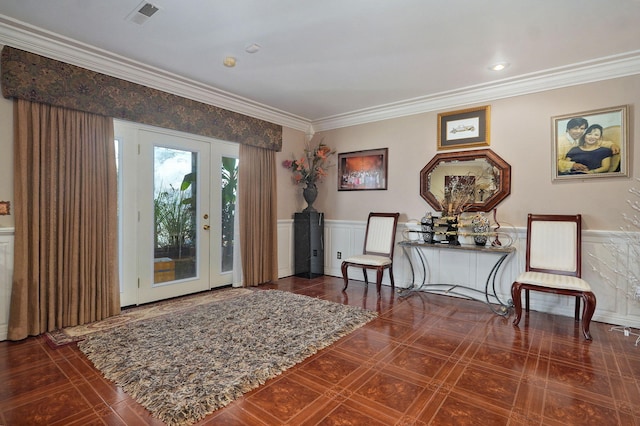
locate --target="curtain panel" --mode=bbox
[8,99,120,340]
[1,46,282,151]
[239,144,278,286]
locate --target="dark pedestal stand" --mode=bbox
[294,211,324,278]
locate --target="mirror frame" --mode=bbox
[420,148,511,212]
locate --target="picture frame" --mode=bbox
[552,105,629,181]
[338,148,388,191]
[0,201,10,215]
[437,105,490,150]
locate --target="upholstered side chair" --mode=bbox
[511,213,596,340]
[341,212,400,296]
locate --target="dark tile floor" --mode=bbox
[1,275,639,425]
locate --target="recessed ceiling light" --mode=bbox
[223,56,237,67]
[489,62,510,71]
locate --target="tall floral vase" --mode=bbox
[302,183,318,212]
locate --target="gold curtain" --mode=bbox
[8,99,120,341]
[238,144,278,286]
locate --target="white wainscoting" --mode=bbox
[1,222,638,341]
[278,219,640,328]
[0,228,14,341]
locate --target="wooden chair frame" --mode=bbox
[341,212,399,296]
[511,213,596,340]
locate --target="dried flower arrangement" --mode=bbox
[281,138,335,187]
[437,175,477,217]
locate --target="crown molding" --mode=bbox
[0,15,312,133]
[1,15,638,136]
[311,51,640,132]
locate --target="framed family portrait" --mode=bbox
[437,105,490,150]
[552,105,629,181]
[338,148,388,191]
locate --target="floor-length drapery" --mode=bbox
[238,144,278,286]
[8,99,120,340]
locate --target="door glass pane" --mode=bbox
[221,157,238,273]
[154,147,197,283]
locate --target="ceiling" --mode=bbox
[0,0,639,132]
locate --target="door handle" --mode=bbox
[203,225,210,230]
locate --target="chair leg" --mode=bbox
[388,266,395,289]
[525,289,530,312]
[362,269,369,286]
[511,282,523,326]
[376,267,383,297]
[574,296,581,321]
[341,262,349,291]
[581,291,597,340]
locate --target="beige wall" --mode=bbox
[0,72,638,231]
[277,126,308,218]
[275,75,639,231]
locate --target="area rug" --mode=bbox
[44,288,253,347]
[77,290,377,425]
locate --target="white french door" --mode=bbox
[116,121,238,306]
[137,129,211,303]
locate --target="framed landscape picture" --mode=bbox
[338,148,388,191]
[437,105,490,150]
[552,105,628,181]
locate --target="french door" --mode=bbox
[116,121,238,306]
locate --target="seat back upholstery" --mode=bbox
[363,213,400,257]
[526,214,581,277]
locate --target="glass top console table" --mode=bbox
[397,241,516,316]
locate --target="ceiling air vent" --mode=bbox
[126,1,161,25]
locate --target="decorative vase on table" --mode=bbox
[421,212,435,244]
[472,213,490,246]
[302,183,318,212]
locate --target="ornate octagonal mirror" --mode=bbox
[420,149,511,212]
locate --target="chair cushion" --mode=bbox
[516,271,591,291]
[343,254,392,267]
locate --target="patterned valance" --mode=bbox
[1,46,282,151]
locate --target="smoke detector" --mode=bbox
[245,43,261,54]
[126,1,161,25]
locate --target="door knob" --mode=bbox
[203,225,210,230]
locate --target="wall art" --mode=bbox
[552,105,628,180]
[338,148,388,191]
[437,105,490,150]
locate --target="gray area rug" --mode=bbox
[78,289,377,425]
